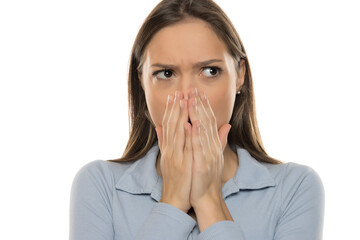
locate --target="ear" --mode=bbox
[236,59,246,92]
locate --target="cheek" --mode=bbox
[145,92,167,126]
[209,90,235,130]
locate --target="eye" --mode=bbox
[202,66,223,78]
[152,69,174,80]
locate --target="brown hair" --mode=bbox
[108,0,282,164]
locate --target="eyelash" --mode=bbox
[152,66,223,80]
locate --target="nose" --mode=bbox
[176,74,199,100]
[180,87,198,100]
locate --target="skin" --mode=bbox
[138,17,246,232]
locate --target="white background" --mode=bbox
[0,0,359,239]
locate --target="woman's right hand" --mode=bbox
[155,90,193,213]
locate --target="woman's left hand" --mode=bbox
[187,88,232,209]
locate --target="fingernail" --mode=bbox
[171,94,175,102]
[180,99,183,108]
[201,93,207,101]
[193,98,197,107]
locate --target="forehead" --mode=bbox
[143,18,230,65]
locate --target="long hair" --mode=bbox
[108,0,282,164]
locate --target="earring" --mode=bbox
[237,90,241,95]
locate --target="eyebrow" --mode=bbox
[151,59,223,69]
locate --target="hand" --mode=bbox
[155,91,193,213]
[187,88,232,209]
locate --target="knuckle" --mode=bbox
[175,119,184,130]
[162,117,168,126]
[167,118,176,128]
[193,140,201,148]
[209,114,216,125]
[163,150,172,160]
[210,144,217,155]
[199,123,207,133]
[173,133,181,143]
[202,118,209,127]
[193,162,206,174]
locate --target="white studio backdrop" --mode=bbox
[0,0,359,239]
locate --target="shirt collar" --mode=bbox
[115,142,276,202]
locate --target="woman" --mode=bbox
[69,0,325,239]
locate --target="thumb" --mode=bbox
[155,126,163,152]
[218,124,231,152]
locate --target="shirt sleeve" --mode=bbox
[274,163,325,240]
[134,202,197,240]
[196,220,246,240]
[69,160,114,240]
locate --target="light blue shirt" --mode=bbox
[69,142,325,240]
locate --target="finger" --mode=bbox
[162,93,175,150]
[218,124,232,152]
[194,92,218,152]
[198,117,214,158]
[198,91,221,147]
[188,89,216,154]
[167,91,182,151]
[155,126,163,152]
[183,121,192,171]
[174,98,188,155]
[188,93,199,128]
[191,120,204,167]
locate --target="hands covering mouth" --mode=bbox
[155,87,232,216]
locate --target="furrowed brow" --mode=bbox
[151,59,223,69]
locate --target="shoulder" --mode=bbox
[267,161,323,190]
[262,161,323,184]
[258,162,325,238]
[71,159,136,190]
[261,161,325,209]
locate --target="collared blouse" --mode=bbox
[69,142,324,240]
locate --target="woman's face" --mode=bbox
[139,17,245,130]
